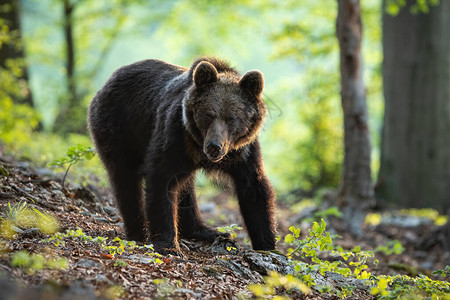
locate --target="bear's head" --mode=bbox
[183,59,267,162]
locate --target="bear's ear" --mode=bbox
[193,61,218,87]
[239,70,264,98]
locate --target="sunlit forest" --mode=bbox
[0,0,449,299]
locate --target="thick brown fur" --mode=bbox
[88,57,276,255]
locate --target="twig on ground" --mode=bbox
[10,183,59,211]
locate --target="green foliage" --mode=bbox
[432,266,450,279]
[0,201,59,239]
[216,224,243,239]
[0,19,40,147]
[103,284,126,299]
[302,206,343,224]
[375,240,405,255]
[47,228,163,263]
[248,270,311,299]
[283,220,375,297]
[114,259,128,267]
[265,0,384,193]
[11,250,68,274]
[250,220,449,298]
[49,144,95,187]
[265,1,342,192]
[370,274,450,299]
[385,0,440,16]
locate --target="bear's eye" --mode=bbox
[225,115,237,124]
[201,112,215,124]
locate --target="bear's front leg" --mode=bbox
[145,172,187,256]
[228,142,276,250]
[178,177,230,241]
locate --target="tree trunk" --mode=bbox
[377,0,450,213]
[63,0,76,104]
[0,0,33,106]
[54,0,84,134]
[336,0,374,234]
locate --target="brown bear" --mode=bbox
[88,57,276,255]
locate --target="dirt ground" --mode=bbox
[0,151,448,299]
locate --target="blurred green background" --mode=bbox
[0,0,387,197]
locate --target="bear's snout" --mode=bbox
[205,141,224,162]
[203,119,229,162]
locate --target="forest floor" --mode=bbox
[0,149,449,299]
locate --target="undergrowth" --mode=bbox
[47,228,163,264]
[249,219,450,299]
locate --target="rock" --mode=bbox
[52,189,65,197]
[215,258,262,281]
[74,258,102,269]
[123,254,161,264]
[175,288,202,298]
[93,216,109,223]
[22,227,41,238]
[34,167,55,177]
[39,188,52,197]
[325,271,368,289]
[59,280,100,300]
[243,250,295,275]
[0,278,100,300]
[95,274,111,284]
[0,278,18,300]
[103,206,118,216]
[23,186,33,193]
[73,187,96,203]
[108,215,121,222]
[380,215,431,228]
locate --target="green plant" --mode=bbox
[283,219,375,298]
[248,270,311,299]
[303,206,343,223]
[47,229,163,263]
[370,273,450,299]
[375,240,405,255]
[314,206,342,219]
[104,284,126,299]
[433,265,450,279]
[11,250,68,274]
[153,278,183,298]
[49,144,96,187]
[0,201,59,238]
[114,259,128,267]
[217,224,243,239]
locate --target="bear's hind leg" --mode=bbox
[178,178,230,242]
[109,166,146,242]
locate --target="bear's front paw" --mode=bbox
[152,240,184,257]
[187,226,231,242]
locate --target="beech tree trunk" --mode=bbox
[0,0,33,106]
[377,0,450,214]
[336,0,374,234]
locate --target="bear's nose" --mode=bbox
[206,141,222,152]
